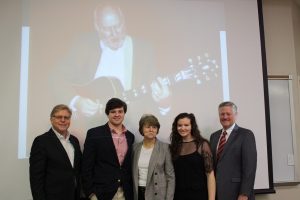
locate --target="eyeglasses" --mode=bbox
[52,115,71,120]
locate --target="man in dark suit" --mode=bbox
[210,101,257,200]
[29,104,82,200]
[82,98,135,200]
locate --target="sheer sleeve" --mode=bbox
[198,140,214,173]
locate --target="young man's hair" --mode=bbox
[105,98,127,115]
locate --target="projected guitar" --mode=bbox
[74,53,220,104]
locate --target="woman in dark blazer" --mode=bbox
[132,114,175,200]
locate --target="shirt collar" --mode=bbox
[110,124,127,135]
[52,127,70,140]
[222,123,236,136]
[100,36,129,52]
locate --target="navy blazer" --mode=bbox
[82,123,135,200]
[210,124,257,200]
[29,128,82,200]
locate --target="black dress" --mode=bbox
[173,140,213,200]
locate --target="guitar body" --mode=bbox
[73,76,125,102]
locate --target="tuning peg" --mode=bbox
[196,79,202,85]
[133,89,138,97]
[140,85,147,94]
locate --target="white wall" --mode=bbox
[257,0,300,199]
[0,0,32,199]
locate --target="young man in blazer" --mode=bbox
[29,104,82,200]
[82,98,135,200]
[210,101,257,200]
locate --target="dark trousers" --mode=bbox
[138,186,146,200]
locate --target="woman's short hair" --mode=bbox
[138,114,160,135]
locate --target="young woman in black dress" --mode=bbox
[170,113,216,200]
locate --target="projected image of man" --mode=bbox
[51,4,170,120]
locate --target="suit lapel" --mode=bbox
[69,136,80,169]
[48,129,74,169]
[146,140,159,186]
[104,125,121,167]
[88,33,101,80]
[133,142,143,189]
[123,130,134,166]
[213,130,222,156]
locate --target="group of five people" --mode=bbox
[29,98,257,200]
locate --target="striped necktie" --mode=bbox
[217,131,227,161]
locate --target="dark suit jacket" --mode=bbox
[81,123,135,200]
[210,124,257,200]
[29,128,82,200]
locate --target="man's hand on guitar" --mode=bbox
[151,77,170,103]
[75,96,102,117]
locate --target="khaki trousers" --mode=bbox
[112,187,125,200]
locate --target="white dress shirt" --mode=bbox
[53,128,75,167]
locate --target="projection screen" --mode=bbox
[0,0,274,199]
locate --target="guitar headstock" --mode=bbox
[174,53,220,85]
[122,53,220,103]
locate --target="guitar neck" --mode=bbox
[75,54,219,104]
[122,63,218,102]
